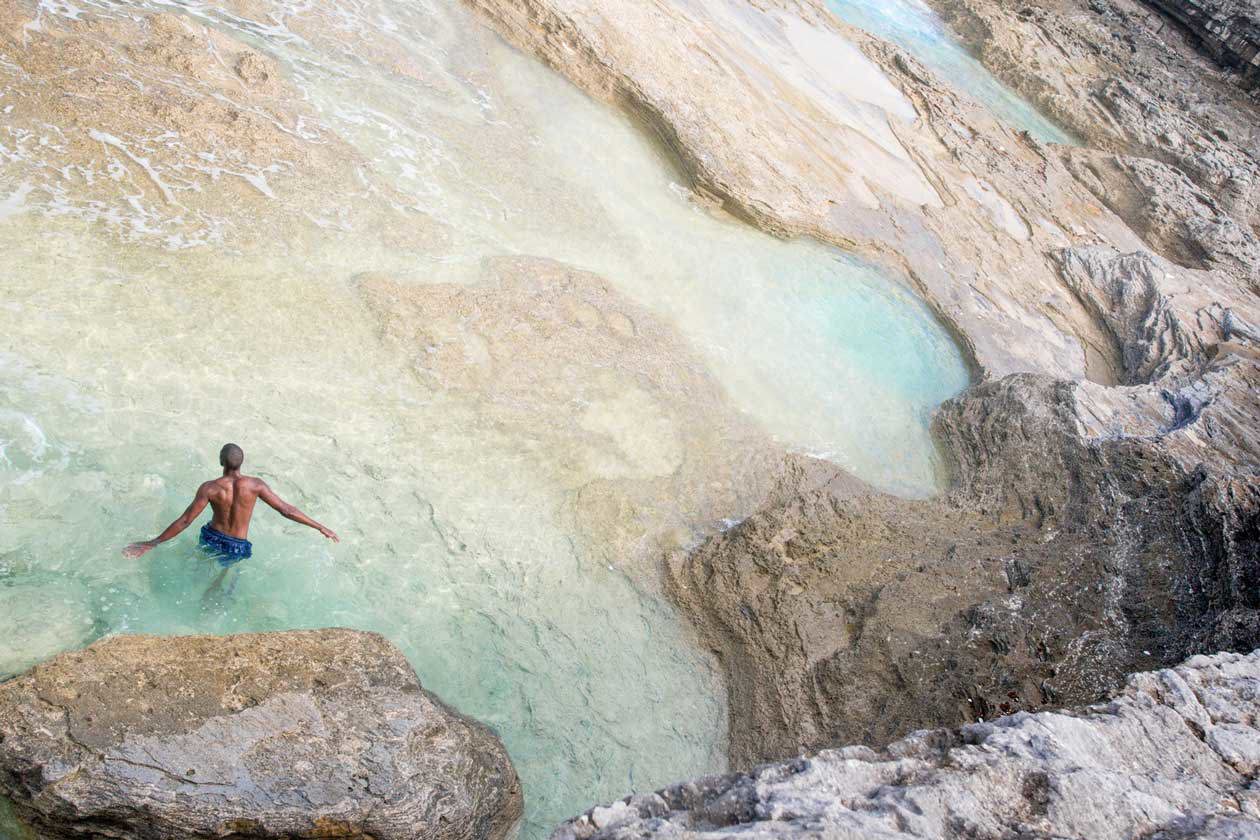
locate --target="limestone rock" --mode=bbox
[1061,148,1260,286]
[666,362,1260,769]
[553,651,1260,839]
[0,629,523,840]
[461,0,1147,382]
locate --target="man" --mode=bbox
[123,443,339,563]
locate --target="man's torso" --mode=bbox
[205,474,262,539]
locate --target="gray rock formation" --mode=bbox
[668,367,1260,768]
[1144,0,1260,85]
[1060,148,1260,288]
[461,0,1260,783]
[553,650,1260,839]
[929,0,1260,227]
[0,629,523,840]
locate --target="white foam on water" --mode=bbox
[0,184,31,218]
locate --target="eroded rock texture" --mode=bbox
[0,629,523,840]
[669,369,1260,766]
[553,650,1260,839]
[461,0,1260,781]
[1145,0,1260,84]
[930,0,1260,228]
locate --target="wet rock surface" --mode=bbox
[464,0,1260,788]
[553,650,1260,839]
[669,370,1260,766]
[0,0,449,251]
[0,629,523,840]
[356,257,789,576]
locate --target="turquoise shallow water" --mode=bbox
[0,0,975,837]
[828,0,1074,144]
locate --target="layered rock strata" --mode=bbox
[553,650,1260,839]
[0,629,523,840]
[1144,0,1260,85]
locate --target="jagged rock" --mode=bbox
[463,0,1260,781]
[1061,148,1260,286]
[667,367,1260,767]
[929,0,1260,227]
[1144,0,1260,84]
[552,650,1260,839]
[1055,247,1200,383]
[0,629,523,840]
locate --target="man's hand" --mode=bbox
[319,527,340,543]
[123,541,156,559]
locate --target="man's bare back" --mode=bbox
[123,443,338,560]
[200,473,284,538]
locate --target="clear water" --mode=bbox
[828,0,1074,144]
[0,0,970,836]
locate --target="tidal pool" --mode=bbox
[0,0,970,835]
[828,0,1074,144]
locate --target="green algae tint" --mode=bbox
[0,0,970,836]
[0,799,35,840]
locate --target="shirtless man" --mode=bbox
[123,443,338,563]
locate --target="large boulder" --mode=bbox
[0,629,522,840]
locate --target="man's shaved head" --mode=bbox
[220,443,244,470]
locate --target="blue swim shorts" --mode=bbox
[199,524,252,567]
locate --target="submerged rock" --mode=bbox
[355,257,789,575]
[0,629,523,840]
[554,650,1260,839]
[0,578,96,682]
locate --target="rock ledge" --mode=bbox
[555,650,1260,839]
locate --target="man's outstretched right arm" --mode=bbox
[123,483,211,558]
[259,481,339,542]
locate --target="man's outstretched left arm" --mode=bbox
[123,484,211,558]
[258,481,339,543]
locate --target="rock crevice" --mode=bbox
[1145,0,1260,85]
